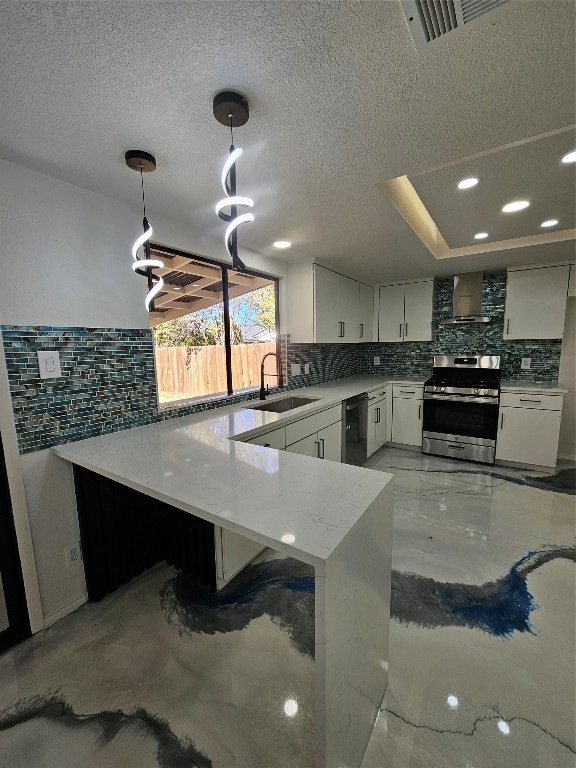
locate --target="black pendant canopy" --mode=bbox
[213,91,249,128]
[125,150,156,172]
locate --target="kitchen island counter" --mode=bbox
[53,375,396,768]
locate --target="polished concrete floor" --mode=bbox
[0,448,574,767]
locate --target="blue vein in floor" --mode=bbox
[0,693,213,768]
[161,547,576,655]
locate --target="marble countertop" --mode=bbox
[53,376,402,568]
[500,380,568,394]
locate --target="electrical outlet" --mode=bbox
[304,363,310,374]
[65,542,82,567]
[374,356,381,366]
[521,357,531,370]
[290,363,301,376]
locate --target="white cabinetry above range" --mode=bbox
[286,262,373,343]
[378,279,434,342]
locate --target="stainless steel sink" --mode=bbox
[247,396,321,413]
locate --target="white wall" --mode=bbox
[0,158,287,328]
[558,298,575,460]
[0,158,288,629]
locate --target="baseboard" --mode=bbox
[42,592,88,629]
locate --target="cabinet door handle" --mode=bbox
[500,413,504,429]
[320,438,325,459]
[506,318,510,335]
[375,407,380,424]
[519,399,542,403]
[418,403,422,420]
[405,322,408,338]
[264,443,271,447]
[448,444,465,450]
[359,323,364,338]
[399,323,402,338]
[339,321,345,338]
[400,390,415,394]
[315,440,321,458]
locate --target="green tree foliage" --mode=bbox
[153,282,276,347]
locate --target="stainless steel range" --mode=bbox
[422,354,501,464]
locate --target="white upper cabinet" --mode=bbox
[378,284,405,342]
[504,265,570,340]
[378,279,433,342]
[314,264,342,343]
[359,283,374,342]
[286,262,373,344]
[568,264,576,297]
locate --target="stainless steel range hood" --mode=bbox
[438,272,492,325]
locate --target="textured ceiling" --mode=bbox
[0,0,574,283]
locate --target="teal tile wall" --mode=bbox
[1,326,283,454]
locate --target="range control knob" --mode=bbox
[474,388,480,395]
[440,387,446,392]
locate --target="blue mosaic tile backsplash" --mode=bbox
[1,272,565,454]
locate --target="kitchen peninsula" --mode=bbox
[53,384,395,768]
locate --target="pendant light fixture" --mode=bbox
[213,91,253,271]
[125,150,164,312]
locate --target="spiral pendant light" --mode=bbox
[213,91,253,271]
[125,150,164,312]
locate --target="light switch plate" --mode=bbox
[290,363,301,376]
[374,356,381,366]
[37,350,62,379]
[521,357,531,370]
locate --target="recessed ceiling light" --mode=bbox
[273,240,292,249]
[560,150,576,164]
[540,219,559,228]
[474,232,489,240]
[457,177,480,190]
[501,200,530,213]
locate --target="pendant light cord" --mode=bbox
[230,114,234,148]
[140,164,147,217]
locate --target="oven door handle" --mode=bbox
[423,394,499,405]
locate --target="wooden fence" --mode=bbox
[154,342,277,400]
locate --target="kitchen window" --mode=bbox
[149,246,279,405]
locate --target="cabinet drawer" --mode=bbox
[392,385,423,400]
[246,427,286,449]
[500,393,563,411]
[368,387,388,400]
[285,404,342,446]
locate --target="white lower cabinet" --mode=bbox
[286,432,319,457]
[391,386,423,447]
[215,527,265,588]
[367,396,387,457]
[285,407,343,462]
[245,427,285,449]
[496,397,563,468]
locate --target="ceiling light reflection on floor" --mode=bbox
[457,177,480,190]
[447,694,459,709]
[560,150,576,164]
[283,698,299,717]
[501,200,530,213]
[474,232,488,240]
[540,219,559,228]
[497,720,511,735]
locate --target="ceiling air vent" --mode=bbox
[402,0,518,51]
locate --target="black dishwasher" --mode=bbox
[343,394,368,466]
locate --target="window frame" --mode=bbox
[150,244,280,401]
